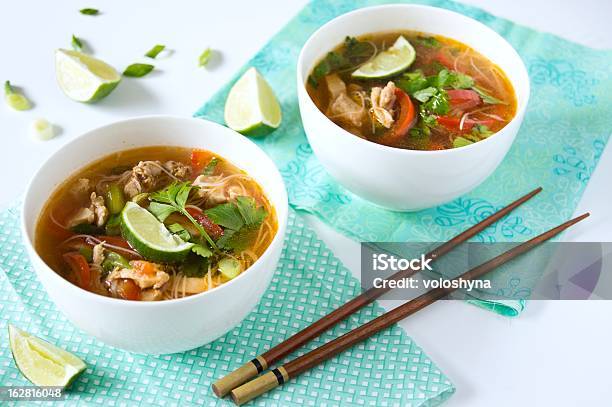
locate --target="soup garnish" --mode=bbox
[35,146,277,301]
[306,32,517,150]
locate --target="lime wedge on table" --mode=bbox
[224,67,282,137]
[8,324,86,388]
[55,49,121,102]
[121,202,194,262]
[352,36,416,79]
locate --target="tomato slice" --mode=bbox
[191,149,210,174]
[62,252,91,290]
[114,279,141,301]
[447,89,481,111]
[377,88,417,146]
[185,207,224,240]
[131,260,157,276]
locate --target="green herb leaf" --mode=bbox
[191,244,213,258]
[217,226,259,251]
[415,36,441,48]
[235,197,267,226]
[71,34,83,52]
[145,44,165,59]
[181,254,209,277]
[308,36,373,87]
[123,63,154,78]
[70,223,104,235]
[105,213,122,236]
[396,70,428,94]
[149,182,217,250]
[343,36,375,64]
[147,202,177,222]
[168,223,191,242]
[453,137,474,148]
[472,124,494,139]
[4,81,32,111]
[472,86,505,104]
[79,8,99,15]
[202,157,219,175]
[198,48,212,67]
[412,87,437,103]
[204,203,244,231]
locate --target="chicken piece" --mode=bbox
[90,192,108,227]
[163,161,191,179]
[65,191,108,228]
[325,74,347,100]
[107,263,170,290]
[66,207,95,228]
[71,178,92,197]
[92,242,105,266]
[123,161,163,199]
[181,277,208,294]
[140,289,164,301]
[192,175,242,206]
[370,81,397,128]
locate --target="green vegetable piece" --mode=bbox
[416,36,441,48]
[145,45,165,59]
[105,213,122,236]
[106,183,126,215]
[79,8,99,15]
[218,257,241,280]
[71,35,83,52]
[70,223,104,235]
[4,81,31,111]
[181,255,208,277]
[191,244,213,258]
[453,137,474,148]
[78,246,94,262]
[198,48,212,67]
[201,157,218,175]
[102,251,129,273]
[123,63,154,78]
[472,124,494,138]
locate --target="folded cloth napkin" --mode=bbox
[0,204,454,406]
[195,0,612,316]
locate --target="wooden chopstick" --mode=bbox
[212,187,542,396]
[230,212,590,405]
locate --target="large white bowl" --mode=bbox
[297,4,530,211]
[21,116,288,354]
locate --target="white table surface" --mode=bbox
[1,1,611,405]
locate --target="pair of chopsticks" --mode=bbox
[213,187,589,404]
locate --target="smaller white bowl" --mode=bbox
[21,116,288,354]
[297,4,530,211]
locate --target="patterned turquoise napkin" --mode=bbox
[194,0,612,316]
[0,204,454,406]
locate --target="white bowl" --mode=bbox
[297,4,530,211]
[21,116,288,354]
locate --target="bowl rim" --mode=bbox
[21,114,289,308]
[296,4,530,156]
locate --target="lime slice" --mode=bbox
[121,202,194,262]
[55,49,121,102]
[224,67,282,137]
[8,324,86,388]
[352,36,416,79]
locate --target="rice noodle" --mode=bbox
[459,112,469,131]
[60,234,142,258]
[49,210,67,230]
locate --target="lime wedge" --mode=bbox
[224,67,282,137]
[352,36,416,79]
[8,324,86,388]
[55,49,121,102]
[121,202,194,262]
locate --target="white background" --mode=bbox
[1,1,611,405]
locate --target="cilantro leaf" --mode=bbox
[71,34,83,52]
[168,223,191,242]
[79,8,99,15]
[235,196,267,226]
[217,227,259,251]
[202,157,218,175]
[415,36,441,48]
[412,87,437,103]
[191,244,212,258]
[472,86,505,104]
[123,63,154,78]
[308,36,374,87]
[145,45,166,59]
[204,202,244,231]
[147,202,177,222]
[181,254,209,277]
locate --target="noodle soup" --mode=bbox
[306,31,517,150]
[35,146,277,301]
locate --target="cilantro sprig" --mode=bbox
[205,196,267,251]
[148,182,217,250]
[308,36,375,87]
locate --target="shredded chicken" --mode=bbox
[192,175,242,205]
[71,178,92,197]
[123,161,163,199]
[370,81,397,128]
[324,74,366,128]
[66,192,108,228]
[163,161,191,179]
[140,289,164,301]
[92,243,105,266]
[107,263,169,289]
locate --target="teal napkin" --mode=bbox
[0,204,454,406]
[194,0,612,316]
